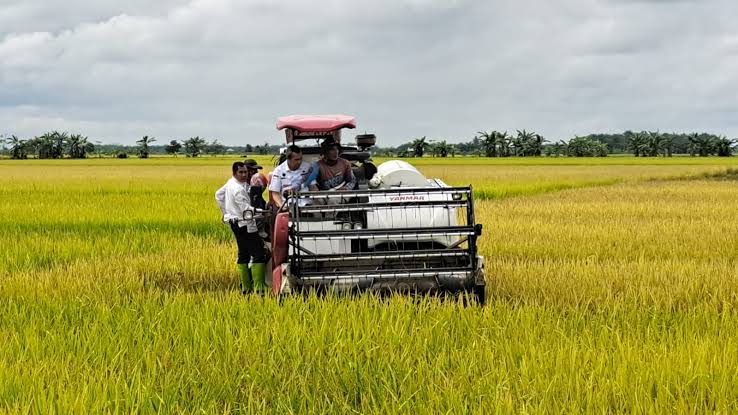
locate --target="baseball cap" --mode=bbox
[321,137,340,153]
[243,159,263,169]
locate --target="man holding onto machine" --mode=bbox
[269,145,316,209]
[215,161,268,295]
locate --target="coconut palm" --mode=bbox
[184,136,207,157]
[643,131,667,157]
[33,131,67,159]
[551,141,567,157]
[626,131,649,157]
[531,134,545,156]
[497,131,511,157]
[714,136,737,157]
[67,134,93,159]
[432,140,451,158]
[511,131,525,156]
[477,131,497,157]
[687,133,714,157]
[516,129,543,156]
[4,135,29,159]
[410,136,428,158]
[137,135,156,159]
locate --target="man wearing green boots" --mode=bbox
[215,161,268,294]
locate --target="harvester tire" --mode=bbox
[272,212,289,265]
[474,284,486,306]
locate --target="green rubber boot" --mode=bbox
[238,263,252,294]
[251,262,267,294]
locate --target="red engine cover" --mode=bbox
[272,212,289,266]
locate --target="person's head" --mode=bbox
[231,161,249,183]
[321,138,340,163]
[285,145,303,170]
[243,158,263,179]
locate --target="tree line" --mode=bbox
[377,131,609,158]
[0,132,266,159]
[374,130,736,158]
[3,129,736,160]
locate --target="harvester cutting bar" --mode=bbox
[294,186,472,199]
[296,226,475,240]
[299,267,473,281]
[299,249,468,263]
[297,199,468,213]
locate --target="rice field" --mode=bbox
[1,156,737,413]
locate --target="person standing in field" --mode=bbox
[269,145,316,209]
[215,161,268,295]
[314,138,356,191]
[244,159,269,239]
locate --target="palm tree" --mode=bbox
[497,131,511,157]
[477,131,497,157]
[531,134,545,156]
[433,140,451,158]
[429,141,440,157]
[137,135,156,159]
[410,136,428,158]
[51,131,67,158]
[551,140,567,157]
[644,131,665,157]
[687,133,713,157]
[184,136,207,157]
[627,131,648,157]
[4,135,29,159]
[714,136,737,157]
[33,131,67,159]
[660,133,675,157]
[66,134,93,158]
[511,131,525,156]
[516,129,543,156]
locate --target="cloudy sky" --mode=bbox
[1,0,737,146]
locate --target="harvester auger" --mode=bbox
[265,115,486,304]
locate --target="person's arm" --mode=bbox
[215,184,227,215]
[234,185,253,217]
[268,172,284,209]
[306,162,319,191]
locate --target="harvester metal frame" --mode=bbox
[278,186,485,303]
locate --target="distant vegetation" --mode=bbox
[379,130,736,158]
[0,132,282,160]
[1,129,736,159]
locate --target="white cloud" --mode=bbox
[1,0,737,145]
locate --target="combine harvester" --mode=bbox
[265,115,486,303]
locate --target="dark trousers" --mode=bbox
[230,223,267,264]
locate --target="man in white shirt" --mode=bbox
[215,161,267,294]
[269,145,316,209]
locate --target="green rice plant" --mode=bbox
[1,157,737,413]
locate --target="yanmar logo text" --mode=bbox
[388,195,426,202]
